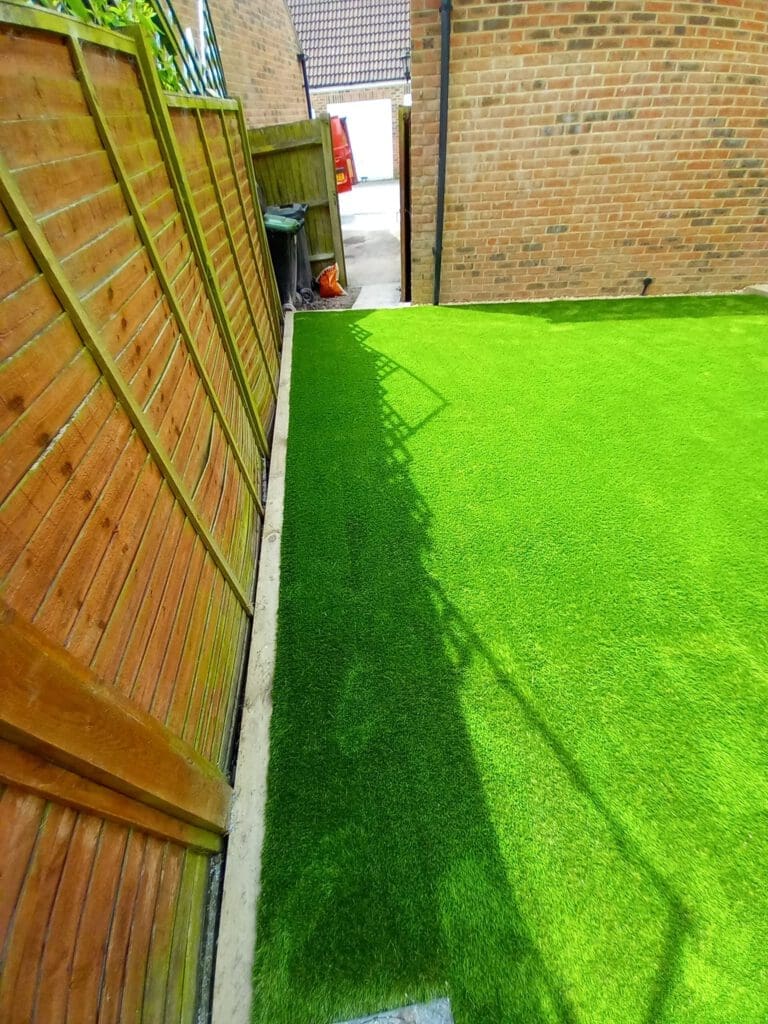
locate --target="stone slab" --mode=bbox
[352,283,403,309]
[336,997,454,1024]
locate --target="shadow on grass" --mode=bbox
[253,311,690,1024]
[429,585,691,1024]
[461,292,767,324]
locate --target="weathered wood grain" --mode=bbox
[68,822,131,1019]
[0,382,112,578]
[140,844,185,1020]
[0,787,47,950]
[0,604,232,831]
[117,837,166,1023]
[162,850,206,1022]
[0,348,101,504]
[33,815,104,1023]
[32,432,147,641]
[0,314,76,434]
[170,106,275,432]
[97,834,148,1024]
[0,803,78,1023]
[0,741,222,852]
[0,276,62,362]
[0,10,281,1021]
[3,408,133,616]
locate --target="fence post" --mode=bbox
[319,113,348,287]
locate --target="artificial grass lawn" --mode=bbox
[253,295,768,1024]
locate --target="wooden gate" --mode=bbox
[248,116,347,286]
[0,3,281,1020]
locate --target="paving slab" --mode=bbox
[340,179,401,291]
[335,997,454,1024]
[352,283,403,309]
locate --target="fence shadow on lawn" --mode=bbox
[253,311,690,1024]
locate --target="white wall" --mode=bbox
[327,98,394,181]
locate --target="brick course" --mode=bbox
[310,83,408,177]
[174,0,307,128]
[410,0,768,304]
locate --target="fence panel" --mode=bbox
[0,4,280,1020]
[167,97,281,435]
[248,115,347,286]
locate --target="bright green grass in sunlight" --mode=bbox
[252,295,768,1024]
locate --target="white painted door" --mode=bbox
[326,98,394,182]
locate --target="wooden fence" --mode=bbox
[248,116,347,286]
[0,3,281,1020]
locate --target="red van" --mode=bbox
[330,116,357,193]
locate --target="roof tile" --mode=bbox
[288,0,410,88]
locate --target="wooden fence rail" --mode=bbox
[249,115,347,286]
[0,3,281,1020]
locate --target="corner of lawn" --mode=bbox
[253,294,768,1024]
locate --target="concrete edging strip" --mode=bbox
[211,311,294,1024]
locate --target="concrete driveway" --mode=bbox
[339,179,402,308]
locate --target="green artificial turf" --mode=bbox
[252,295,768,1024]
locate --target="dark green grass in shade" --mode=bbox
[253,295,768,1024]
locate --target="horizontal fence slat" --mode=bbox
[165,93,239,112]
[0,0,136,53]
[0,739,222,852]
[0,603,231,832]
[248,137,320,156]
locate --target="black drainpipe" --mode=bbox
[433,0,452,305]
[297,52,313,118]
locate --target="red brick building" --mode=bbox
[172,0,307,127]
[410,0,768,304]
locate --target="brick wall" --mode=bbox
[311,83,408,177]
[410,0,768,304]
[173,0,307,128]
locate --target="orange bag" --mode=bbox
[317,263,345,298]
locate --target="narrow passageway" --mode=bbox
[340,179,403,309]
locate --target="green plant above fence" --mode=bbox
[27,0,226,94]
